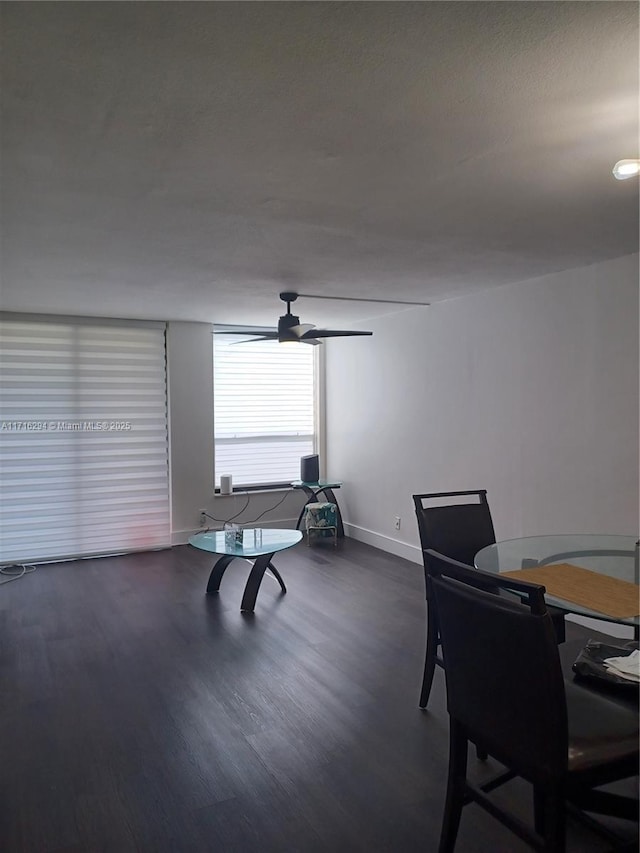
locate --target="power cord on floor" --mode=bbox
[0,564,36,585]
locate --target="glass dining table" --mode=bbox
[475,534,639,631]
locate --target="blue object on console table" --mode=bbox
[292,479,344,538]
[304,501,338,547]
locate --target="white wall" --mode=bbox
[167,321,309,543]
[325,254,639,562]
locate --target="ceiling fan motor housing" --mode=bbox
[278,312,300,342]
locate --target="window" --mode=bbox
[0,316,170,564]
[213,332,317,488]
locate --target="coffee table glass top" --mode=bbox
[475,534,639,624]
[189,528,302,557]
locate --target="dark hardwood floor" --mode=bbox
[0,538,636,852]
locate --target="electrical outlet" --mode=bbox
[394,516,401,530]
[199,509,207,527]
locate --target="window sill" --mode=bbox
[215,484,292,496]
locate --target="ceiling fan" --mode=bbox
[215,292,374,345]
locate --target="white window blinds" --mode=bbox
[214,333,316,487]
[0,317,170,564]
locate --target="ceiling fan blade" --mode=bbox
[230,336,278,344]
[215,329,278,337]
[300,329,373,339]
[289,323,315,338]
[300,338,322,346]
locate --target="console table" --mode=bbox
[292,479,344,537]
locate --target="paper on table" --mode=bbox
[603,649,640,683]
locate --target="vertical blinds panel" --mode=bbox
[214,334,315,487]
[0,319,170,564]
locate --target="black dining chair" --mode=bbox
[412,489,566,709]
[427,548,639,853]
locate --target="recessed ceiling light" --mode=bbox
[612,159,640,180]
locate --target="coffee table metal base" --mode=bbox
[206,552,287,612]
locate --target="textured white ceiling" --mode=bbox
[1,2,638,326]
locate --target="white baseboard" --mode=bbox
[171,516,300,546]
[343,522,422,564]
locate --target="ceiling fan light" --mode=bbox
[612,159,640,180]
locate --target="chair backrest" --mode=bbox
[426,549,568,783]
[412,490,496,570]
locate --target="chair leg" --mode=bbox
[420,603,439,708]
[541,783,566,853]
[535,783,568,852]
[534,785,546,835]
[438,720,468,853]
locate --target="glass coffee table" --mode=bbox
[188,528,302,612]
